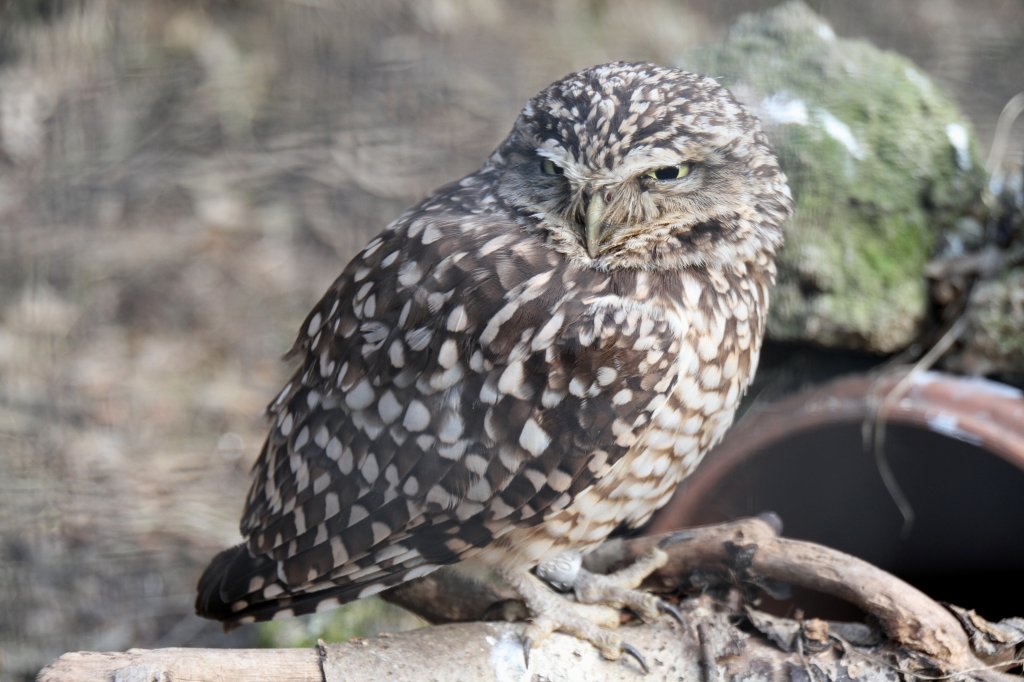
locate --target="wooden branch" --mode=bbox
[591,515,977,668]
[40,648,323,682]
[381,563,521,624]
[39,605,1006,682]
[39,516,1024,682]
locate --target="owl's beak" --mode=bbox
[584,191,606,259]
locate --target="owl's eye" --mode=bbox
[644,164,692,181]
[540,159,564,176]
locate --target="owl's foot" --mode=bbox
[570,547,684,625]
[496,566,649,672]
[496,547,679,673]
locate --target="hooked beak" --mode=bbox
[585,191,606,259]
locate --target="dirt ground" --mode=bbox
[1,1,1020,679]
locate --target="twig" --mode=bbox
[863,315,970,536]
[603,517,977,669]
[985,92,1024,175]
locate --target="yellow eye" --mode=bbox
[644,164,692,181]
[540,158,564,176]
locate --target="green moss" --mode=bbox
[687,1,988,351]
[965,268,1024,373]
[255,597,424,648]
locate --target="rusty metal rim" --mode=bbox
[654,370,1024,531]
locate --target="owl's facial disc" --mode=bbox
[492,62,791,269]
[552,149,706,258]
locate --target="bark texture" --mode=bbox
[39,517,1024,682]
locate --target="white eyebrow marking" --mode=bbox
[611,147,686,180]
[540,141,694,187]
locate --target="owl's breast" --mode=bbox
[583,275,765,518]
[482,265,770,565]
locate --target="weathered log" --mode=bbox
[39,517,1023,682]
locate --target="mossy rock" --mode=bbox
[960,266,1024,376]
[686,1,988,352]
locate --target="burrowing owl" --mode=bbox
[196,61,792,666]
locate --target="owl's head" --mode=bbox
[490,62,792,271]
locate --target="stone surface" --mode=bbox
[960,266,1024,377]
[687,1,989,353]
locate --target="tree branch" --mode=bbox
[591,515,976,668]
[39,517,1024,681]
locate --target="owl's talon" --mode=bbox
[621,642,649,675]
[521,635,532,668]
[567,546,672,623]
[658,529,695,548]
[658,599,685,627]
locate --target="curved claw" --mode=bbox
[657,530,694,548]
[757,511,784,534]
[521,635,532,668]
[658,599,685,627]
[620,642,649,675]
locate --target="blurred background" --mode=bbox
[1,1,1021,679]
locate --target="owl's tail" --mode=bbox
[195,543,278,626]
[196,544,322,627]
[195,543,418,626]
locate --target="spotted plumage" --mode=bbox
[197,62,791,638]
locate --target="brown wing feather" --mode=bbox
[203,195,683,622]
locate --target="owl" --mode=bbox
[196,61,792,667]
